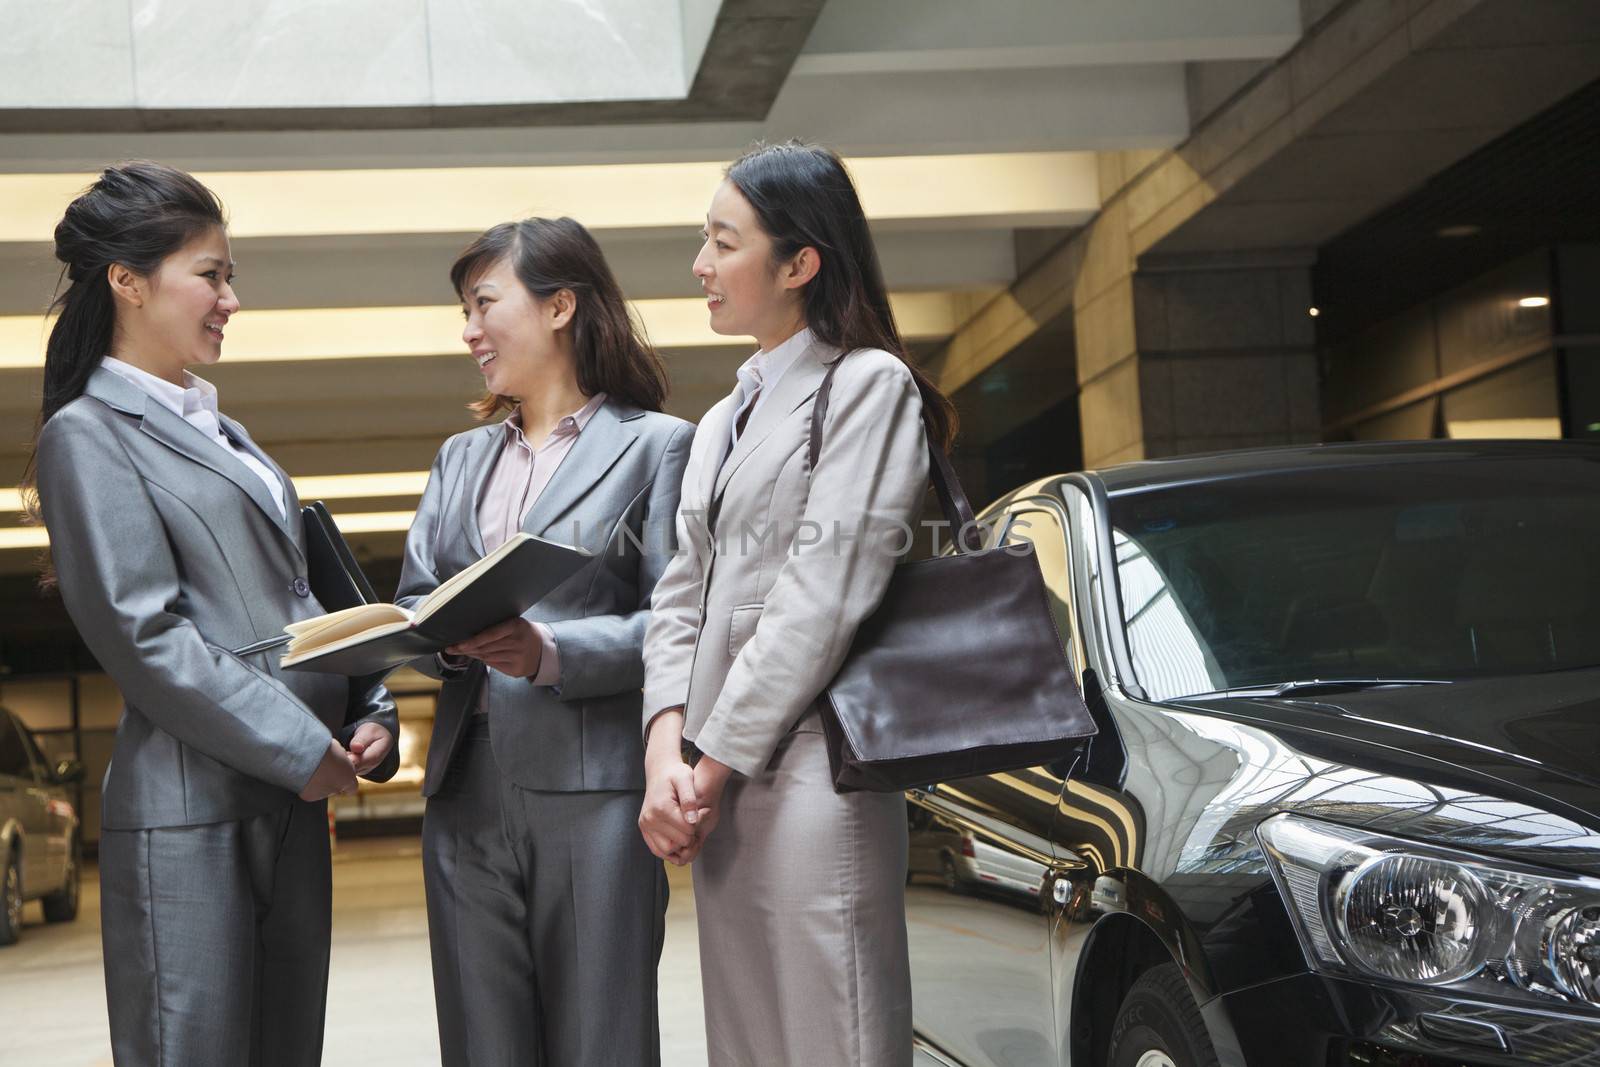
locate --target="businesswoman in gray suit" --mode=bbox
[640,141,958,1065]
[396,216,693,1067]
[27,161,399,1066]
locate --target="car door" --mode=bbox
[15,722,70,888]
[1044,484,1163,1063]
[0,712,47,894]
[905,499,1083,1067]
[908,770,1067,1066]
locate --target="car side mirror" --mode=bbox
[53,758,85,784]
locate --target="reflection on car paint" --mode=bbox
[906,443,1600,1067]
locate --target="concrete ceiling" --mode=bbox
[0,0,1305,576]
[1139,0,1600,259]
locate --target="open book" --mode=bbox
[280,533,590,676]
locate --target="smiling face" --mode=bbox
[120,227,238,376]
[459,255,574,401]
[694,180,810,349]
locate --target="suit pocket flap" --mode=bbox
[727,602,764,658]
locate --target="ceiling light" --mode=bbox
[1,291,968,368]
[1308,306,1320,317]
[325,511,419,534]
[289,472,428,500]
[0,527,48,550]
[0,153,1100,244]
[0,474,428,514]
[1436,224,1482,238]
[1445,417,1561,440]
[0,506,420,550]
[1517,296,1550,309]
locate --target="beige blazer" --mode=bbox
[643,340,930,777]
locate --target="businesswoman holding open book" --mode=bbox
[26,161,399,1066]
[640,141,956,1065]
[396,216,692,1066]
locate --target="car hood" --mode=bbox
[1173,667,1600,823]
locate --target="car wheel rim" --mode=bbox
[4,865,18,930]
[1134,1052,1177,1067]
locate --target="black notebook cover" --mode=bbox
[228,501,376,658]
[302,501,377,612]
[281,534,590,676]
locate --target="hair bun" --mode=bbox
[53,195,106,277]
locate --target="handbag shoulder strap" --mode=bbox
[809,355,983,553]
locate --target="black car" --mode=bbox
[0,706,83,946]
[907,440,1600,1067]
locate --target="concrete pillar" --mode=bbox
[1073,207,1321,466]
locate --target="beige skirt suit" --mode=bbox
[643,338,930,1066]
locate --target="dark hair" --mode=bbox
[725,140,957,451]
[449,217,668,418]
[36,161,228,427]
[22,161,227,584]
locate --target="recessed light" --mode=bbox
[1308,306,1321,317]
[1518,296,1550,309]
[1437,224,1482,238]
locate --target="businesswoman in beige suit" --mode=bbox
[640,141,957,1066]
[398,217,692,1066]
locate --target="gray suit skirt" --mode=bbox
[693,729,913,1066]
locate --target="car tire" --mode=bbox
[0,849,21,947]
[940,854,963,893]
[1107,963,1220,1067]
[42,839,79,924]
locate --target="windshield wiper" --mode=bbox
[1180,678,1454,700]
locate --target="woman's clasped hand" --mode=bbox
[639,715,729,865]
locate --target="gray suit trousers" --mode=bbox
[422,719,668,1066]
[99,801,332,1067]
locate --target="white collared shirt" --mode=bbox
[101,356,287,520]
[729,326,814,449]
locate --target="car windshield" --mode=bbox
[1105,454,1600,701]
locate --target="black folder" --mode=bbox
[230,501,375,657]
[302,501,377,612]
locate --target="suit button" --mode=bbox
[292,577,311,598]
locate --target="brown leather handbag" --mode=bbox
[812,357,1097,793]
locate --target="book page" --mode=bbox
[284,603,412,659]
[414,533,531,624]
[284,603,385,640]
[281,615,414,667]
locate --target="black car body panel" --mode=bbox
[1087,438,1592,495]
[1171,675,1600,873]
[906,441,1600,1066]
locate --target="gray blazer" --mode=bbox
[398,399,693,796]
[642,342,930,777]
[35,367,398,832]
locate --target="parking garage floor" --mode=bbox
[0,836,710,1066]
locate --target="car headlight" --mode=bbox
[1258,812,1600,1009]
